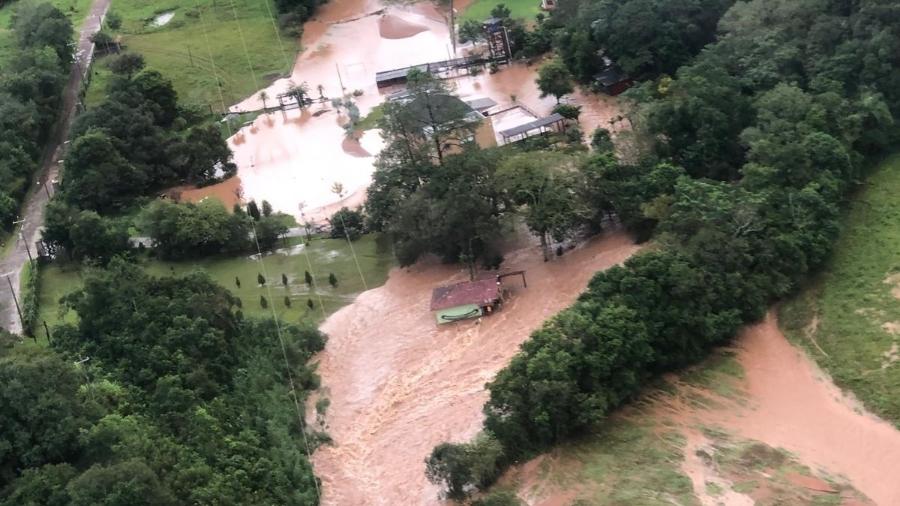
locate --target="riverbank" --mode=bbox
[780,155,900,427]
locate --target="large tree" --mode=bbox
[498,152,586,260]
[536,59,574,103]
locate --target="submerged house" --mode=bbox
[388,90,498,150]
[430,278,502,324]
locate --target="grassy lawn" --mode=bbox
[780,154,900,425]
[37,233,395,331]
[83,56,113,108]
[108,0,298,111]
[0,0,93,65]
[459,0,542,23]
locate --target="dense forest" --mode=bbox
[0,3,73,229]
[423,0,900,500]
[0,260,325,504]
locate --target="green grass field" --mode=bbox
[0,0,93,66]
[109,0,299,110]
[37,233,395,332]
[459,0,542,23]
[780,154,900,425]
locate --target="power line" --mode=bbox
[249,220,321,502]
[259,0,292,71]
[229,0,261,91]
[192,0,232,125]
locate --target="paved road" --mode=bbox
[0,0,110,334]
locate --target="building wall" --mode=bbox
[475,118,497,148]
[434,304,482,324]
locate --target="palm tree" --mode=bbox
[259,90,269,113]
[288,81,311,107]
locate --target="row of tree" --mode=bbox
[425,0,900,501]
[0,260,325,504]
[58,53,235,213]
[41,52,259,261]
[0,3,74,228]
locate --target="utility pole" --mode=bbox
[75,357,94,401]
[335,64,345,94]
[12,219,33,265]
[450,0,456,55]
[3,272,25,335]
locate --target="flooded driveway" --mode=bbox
[312,232,639,505]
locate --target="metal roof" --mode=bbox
[430,278,501,311]
[499,113,565,138]
[464,97,498,112]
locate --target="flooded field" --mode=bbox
[503,314,900,505]
[208,0,622,221]
[312,231,639,505]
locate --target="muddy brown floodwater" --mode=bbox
[312,231,639,505]
[712,314,900,505]
[221,0,622,222]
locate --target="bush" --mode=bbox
[19,262,40,336]
[329,207,365,240]
[473,490,523,506]
[552,104,581,120]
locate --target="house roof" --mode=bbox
[402,93,481,127]
[430,278,501,311]
[595,66,630,87]
[499,113,565,138]
[464,97,498,112]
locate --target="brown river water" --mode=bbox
[313,232,639,505]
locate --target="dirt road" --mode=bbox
[312,232,639,505]
[0,0,110,334]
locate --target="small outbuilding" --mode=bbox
[430,278,502,324]
[594,66,633,96]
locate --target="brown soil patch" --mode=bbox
[882,321,900,335]
[341,134,371,157]
[378,14,427,39]
[787,473,837,493]
[881,342,899,369]
[164,176,243,209]
[883,273,900,300]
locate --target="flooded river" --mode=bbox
[312,232,639,505]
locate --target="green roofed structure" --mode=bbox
[430,278,502,324]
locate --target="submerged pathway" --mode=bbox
[0,0,110,334]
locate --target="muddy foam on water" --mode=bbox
[311,232,639,505]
